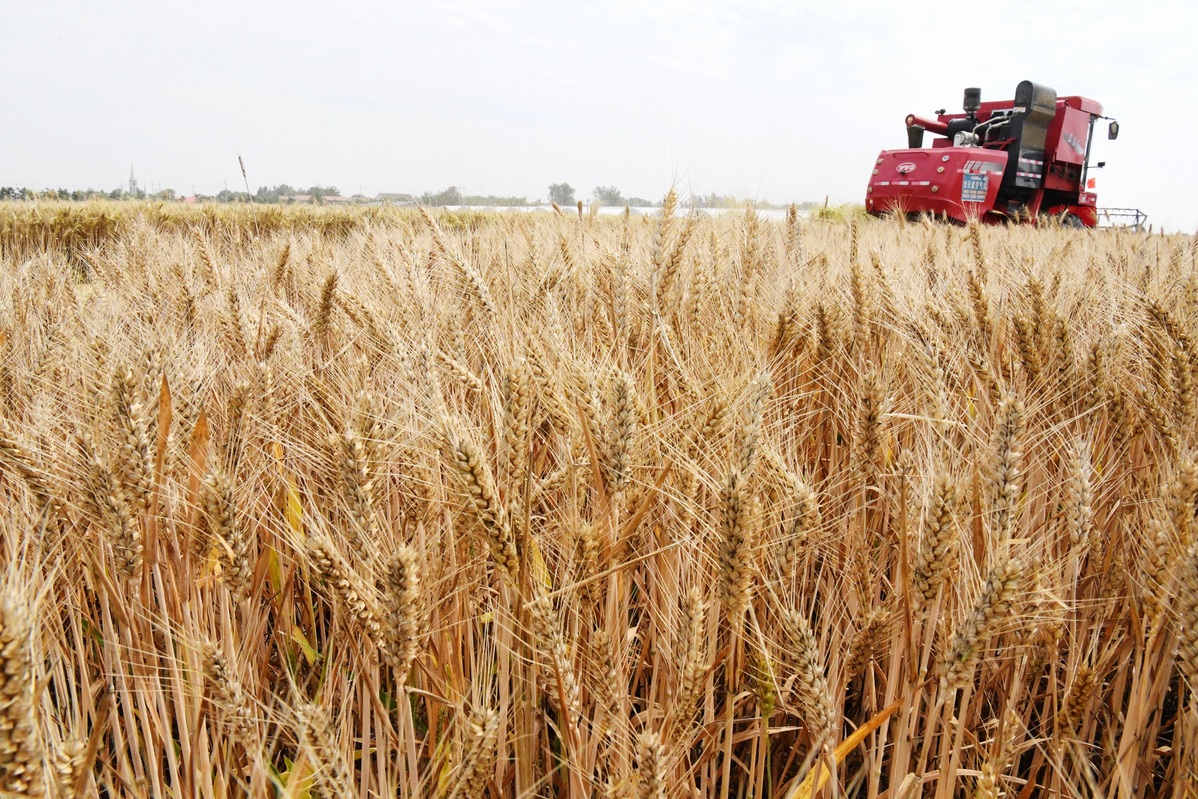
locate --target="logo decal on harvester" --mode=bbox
[897,162,916,174]
[1064,132,1085,157]
[962,173,988,203]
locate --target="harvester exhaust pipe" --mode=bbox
[907,123,925,148]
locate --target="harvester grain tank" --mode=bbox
[865,80,1126,227]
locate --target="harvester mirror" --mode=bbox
[1108,120,1119,140]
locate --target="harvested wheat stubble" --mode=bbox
[1,199,1197,797]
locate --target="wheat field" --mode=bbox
[0,198,1196,798]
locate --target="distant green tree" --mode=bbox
[421,186,463,206]
[306,186,340,201]
[592,185,624,206]
[548,183,575,206]
[463,194,530,206]
[252,184,302,202]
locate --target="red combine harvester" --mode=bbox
[865,80,1127,227]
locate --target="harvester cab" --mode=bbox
[865,79,1126,227]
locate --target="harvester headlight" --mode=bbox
[931,186,939,193]
[937,167,945,173]
[873,169,879,175]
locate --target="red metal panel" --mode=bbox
[1060,96,1103,116]
[1046,106,1091,166]
[865,148,1008,223]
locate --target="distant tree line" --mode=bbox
[549,183,655,208]
[252,184,343,202]
[415,186,533,207]
[0,186,168,201]
[1,182,823,210]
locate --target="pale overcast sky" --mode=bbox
[3,1,1195,229]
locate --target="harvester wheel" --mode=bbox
[1038,212,1086,229]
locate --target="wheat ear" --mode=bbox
[76,430,142,579]
[718,468,755,619]
[294,702,355,799]
[780,607,836,747]
[528,595,583,722]
[912,471,959,614]
[382,544,425,684]
[989,394,1025,548]
[635,729,665,799]
[446,706,500,799]
[202,640,255,746]
[0,592,43,797]
[202,468,251,597]
[445,428,518,582]
[941,556,1024,691]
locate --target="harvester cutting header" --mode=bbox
[865,80,1127,227]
